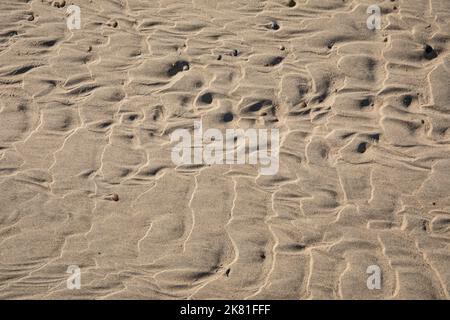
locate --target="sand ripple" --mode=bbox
[0,0,449,299]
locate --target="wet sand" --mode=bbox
[0,0,449,299]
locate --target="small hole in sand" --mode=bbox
[200,93,213,104]
[52,1,66,8]
[357,142,367,153]
[424,45,438,60]
[270,21,280,30]
[402,95,413,107]
[360,98,372,108]
[223,112,234,122]
[370,133,380,141]
[167,60,189,77]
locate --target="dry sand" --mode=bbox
[0,0,449,299]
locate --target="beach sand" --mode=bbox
[0,0,449,299]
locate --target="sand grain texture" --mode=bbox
[0,0,449,299]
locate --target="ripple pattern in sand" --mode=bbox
[0,0,449,299]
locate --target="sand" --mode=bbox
[0,0,449,299]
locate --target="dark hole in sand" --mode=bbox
[424,45,437,60]
[223,112,234,122]
[248,100,272,112]
[270,21,280,30]
[422,221,428,231]
[265,56,284,66]
[200,92,213,104]
[360,98,372,108]
[357,142,367,153]
[402,95,413,107]
[40,39,58,47]
[53,1,66,8]
[99,121,113,128]
[167,60,189,77]
[370,133,380,141]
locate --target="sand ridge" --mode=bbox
[0,0,449,299]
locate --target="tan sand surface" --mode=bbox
[0,0,449,299]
